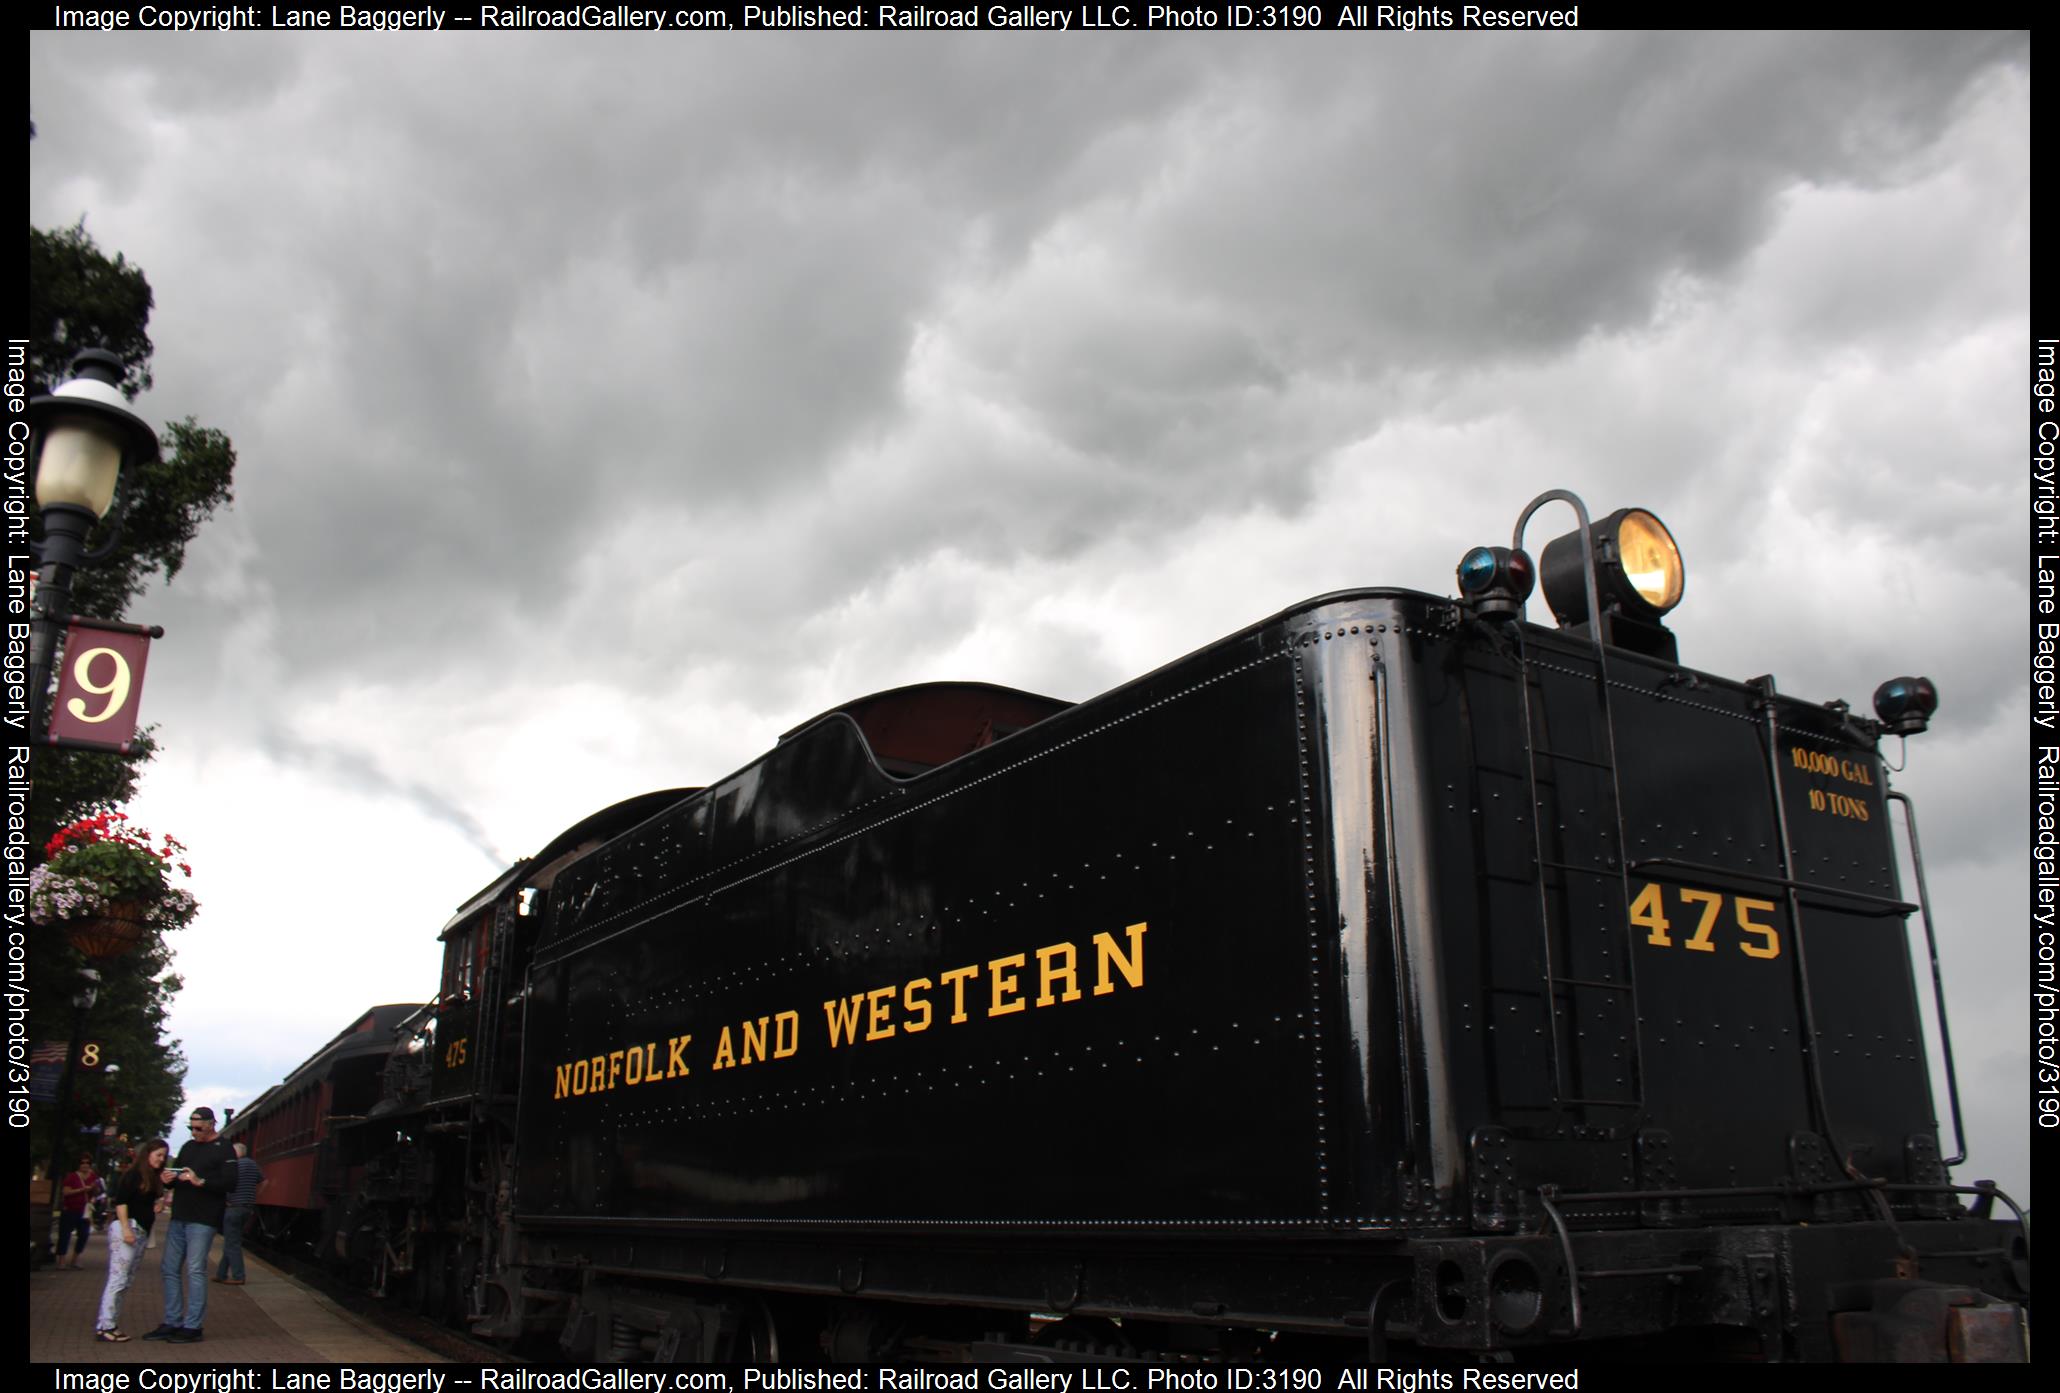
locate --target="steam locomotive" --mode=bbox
[229,490,2029,1362]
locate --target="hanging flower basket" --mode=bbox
[28,813,198,953]
[64,899,151,961]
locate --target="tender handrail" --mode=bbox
[1508,490,1646,1109]
[1888,789,1968,1168]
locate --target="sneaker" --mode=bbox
[167,1328,204,1343]
[141,1325,179,1341]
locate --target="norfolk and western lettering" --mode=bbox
[550,921,1147,1101]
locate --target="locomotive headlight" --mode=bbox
[1613,510,1685,613]
[1539,507,1685,625]
[1455,545,1535,619]
[1873,676,1938,736]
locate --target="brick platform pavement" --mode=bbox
[31,1231,448,1363]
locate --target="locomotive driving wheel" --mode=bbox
[731,1296,785,1363]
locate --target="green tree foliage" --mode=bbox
[27,220,234,1174]
[28,222,154,400]
[27,220,236,821]
[29,226,237,625]
[27,832,193,1182]
[29,932,189,1167]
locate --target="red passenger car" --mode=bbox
[224,1004,424,1248]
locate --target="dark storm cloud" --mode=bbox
[956,32,2021,488]
[31,31,2027,695]
[140,39,1225,677]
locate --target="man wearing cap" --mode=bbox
[141,1107,235,1344]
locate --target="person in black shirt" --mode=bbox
[140,1108,235,1344]
[94,1139,169,1342]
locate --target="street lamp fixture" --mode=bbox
[26,349,159,743]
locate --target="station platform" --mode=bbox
[30,1233,448,1364]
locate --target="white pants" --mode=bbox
[96,1228,146,1332]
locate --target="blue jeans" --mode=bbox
[56,1211,91,1256]
[216,1206,252,1281]
[160,1220,217,1330]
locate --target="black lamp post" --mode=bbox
[26,350,157,1262]
[98,1064,121,1172]
[40,969,101,1263]
[26,348,160,743]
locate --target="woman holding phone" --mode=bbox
[94,1140,169,1342]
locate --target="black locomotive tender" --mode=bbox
[232,491,2028,1362]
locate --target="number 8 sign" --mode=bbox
[46,617,159,755]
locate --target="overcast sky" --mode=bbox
[28,31,2032,1205]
